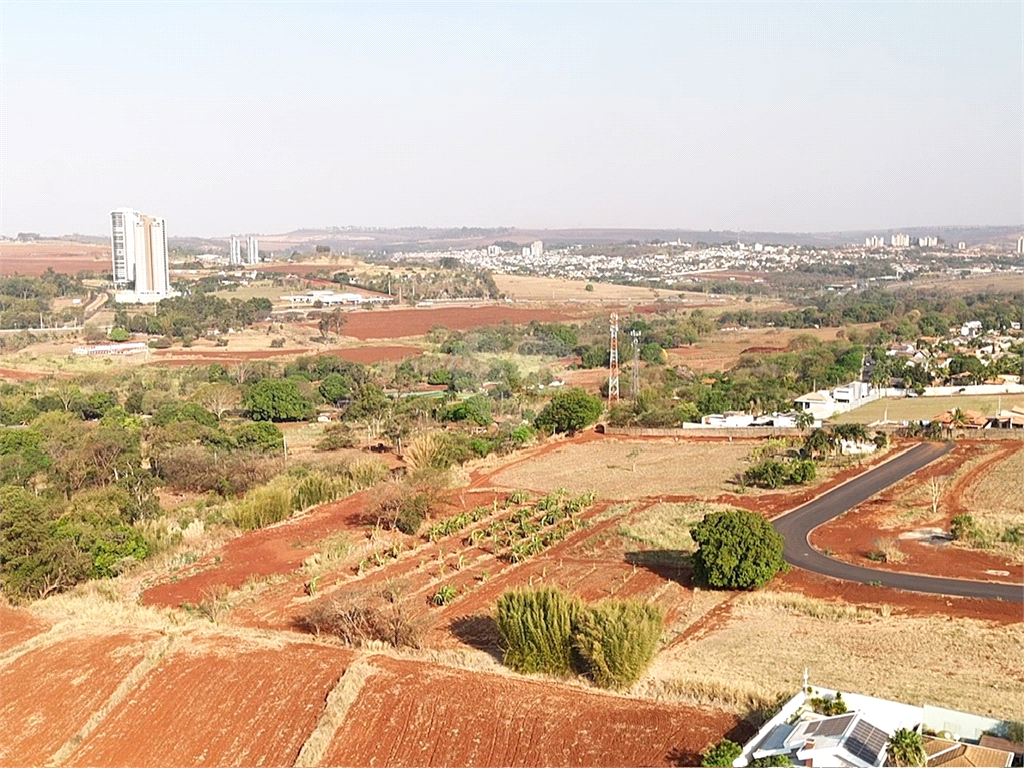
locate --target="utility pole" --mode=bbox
[630,329,641,401]
[608,313,620,403]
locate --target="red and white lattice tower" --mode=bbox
[608,313,620,402]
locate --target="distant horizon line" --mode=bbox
[7,222,1022,241]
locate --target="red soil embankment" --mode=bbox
[323,655,751,767]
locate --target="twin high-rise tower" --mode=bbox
[229,236,259,266]
[110,208,171,300]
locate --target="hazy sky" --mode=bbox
[3,1,1021,237]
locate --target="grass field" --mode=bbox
[648,591,1023,720]
[490,438,754,499]
[618,501,732,554]
[834,394,1024,423]
[493,274,689,302]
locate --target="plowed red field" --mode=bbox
[323,656,750,767]
[65,636,352,768]
[0,631,157,767]
[329,305,586,340]
[0,605,50,650]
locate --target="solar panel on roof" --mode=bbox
[804,721,822,735]
[846,720,888,765]
[817,714,856,737]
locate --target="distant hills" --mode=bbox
[47,224,1023,253]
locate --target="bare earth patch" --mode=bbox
[490,438,754,499]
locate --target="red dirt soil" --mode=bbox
[65,636,352,768]
[0,631,157,767]
[323,656,752,767]
[0,604,50,650]
[1,241,110,276]
[142,488,382,608]
[150,344,421,366]
[327,305,590,340]
[809,442,1024,584]
[772,568,1023,625]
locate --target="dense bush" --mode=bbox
[496,586,581,677]
[232,421,284,452]
[745,458,816,489]
[571,599,664,689]
[700,739,743,767]
[244,378,313,422]
[690,509,786,590]
[496,586,665,689]
[534,388,604,434]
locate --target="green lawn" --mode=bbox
[834,393,1023,423]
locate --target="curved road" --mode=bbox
[773,442,1023,602]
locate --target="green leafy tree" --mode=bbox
[232,421,284,451]
[690,509,786,590]
[534,388,604,434]
[244,378,313,422]
[886,728,926,767]
[441,395,492,426]
[701,739,743,767]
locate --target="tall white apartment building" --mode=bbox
[890,233,910,247]
[247,236,259,265]
[1017,237,1023,255]
[133,215,170,295]
[531,240,544,257]
[110,208,171,299]
[111,208,141,285]
[229,237,242,265]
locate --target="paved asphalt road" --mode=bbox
[773,442,1024,602]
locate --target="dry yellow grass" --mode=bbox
[618,501,733,554]
[490,438,754,499]
[964,447,1023,534]
[648,591,1023,720]
[834,394,1024,424]
[492,274,690,302]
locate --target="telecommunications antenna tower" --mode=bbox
[630,329,641,401]
[608,313,620,402]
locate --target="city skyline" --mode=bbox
[3,1,1021,237]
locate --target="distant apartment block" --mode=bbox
[918,236,938,247]
[864,236,885,247]
[890,233,910,247]
[247,236,259,265]
[110,208,174,303]
[229,237,242,266]
[487,245,502,256]
[531,240,544,257]
[1017,236,1023,254]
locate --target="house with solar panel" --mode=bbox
[733,676,1017,768]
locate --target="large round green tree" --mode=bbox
[534,387,604,434]
[690,509,786,589]
[244,379,313,422]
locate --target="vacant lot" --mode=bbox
[1,631,158,766]
[964,445,1023,535]
[1,240,110,276]
[667,325,862,374]
[494,273,691,303]
[649,591,1023,721]
[834,394,1023,423]
[65,635,352,768]
[323,656,747,767]
[490,438,754,499]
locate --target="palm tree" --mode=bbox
[886,728,926,767]
[795,410,815,433]
[803,428,835,460]
[949,408,969,429]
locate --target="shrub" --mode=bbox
[534,388,604,434]
[315,422,356,451]
[690,509,786,590]
[810,691,848,716]
[950,514,977,542]
[431,583,458,606]
[232,421,284,452]
[496,586,582,676]
[292,472,344,510]
[107,327,131,342]
[750,755,792,767]
[270,337,286,348]
[296,591,421,649]
[228,482,292,530]
[744,459,788,489]
[571,599,664,689]
[701,739,743,767]
[1001,525,1023,546]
